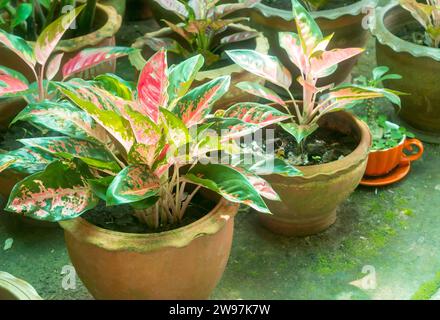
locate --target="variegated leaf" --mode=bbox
[220,31,259,45]
[236,81,286,106]
[0,159,15,173]
[128,143,159,167]
[161,107,190,149]
[279,122,318,144]
[167,54,204,107]
[93,74,135,100]
[231,153,301,177]
[0,147,54,174]
[154,0,188,19]
[137,49,168,123]
[291,0,322,54]
[184,163,270,213]
[106,164,160,206]
[12,100,111,145]
[35,5,84,65]
[162,20,193,43]
[46,52,64,80]
[6,159,99,221]
[223,102,291,127]
[310,48,364,78]
[279,32,308,74]
[62,47,136,79]
[226,49,292,89]
[205,117,262,141]
[0,66,29,85]
[208,0,261,18]
[19,137,120,172]
[235,168,279,201]
[124,106,161,146]
[0,74,28,96]
[173,75,230,127]
[0,29,36,67]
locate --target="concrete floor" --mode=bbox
[1,10,440,300]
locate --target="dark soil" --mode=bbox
[0,123,56,151]
[394,22,433,48]
[82,193,217,234]
[262,0,360,11]
[275,126,357,166]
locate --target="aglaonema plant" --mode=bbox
[135,0,262,66]
[399,0,440,48]
[1,49,301,228]
[226,0,401,154]
[0,5,135,104]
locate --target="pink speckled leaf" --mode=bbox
[5,159,99,221]
[173,75,230,127]
[154,0,188,19]
[106,164,160,205]
[0,73,28,97]
[310,48,364,78]
[208,0,260,18]
[279,32,308,75]
[35,5,84,65]
[137,49,168,123]
[0,29,36,68]
[236,81,286,106]
[46,52,64,80]
[223,102,291,126]
[62,47,135,79]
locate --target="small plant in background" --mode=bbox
[0,49,301,228]
[0,0,98,40]
[0,5,135,103]
[399,0,440,48]
[136,0,262,66]
[226,0,401,163]
[353,66,412,151]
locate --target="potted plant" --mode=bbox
[1,50,300,299]
[245,0,377,92]
[131,0,269,108]
[0,271,42,300]
[352,66,424,179]
[0,0,122,127]
[0,6,135,201]
[226,0,399,236]
[371,0,440,141]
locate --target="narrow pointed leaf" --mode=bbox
[223,102,291,126]
[154,0,188,19]
[0,66,29,85]
[291,0,322,54]
[279,32,307,74]
[220,31,259,45]
[184,163,270,213]
[236,81,286,106]
[106,164,160,206]
[0,29,36,67]
[0,159,15,173]
[46,52,64,80]
[209,0,261,18]
[0,74,28,96]
[280,122,318,144]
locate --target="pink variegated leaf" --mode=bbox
[311,48,364,78]
[220,31,259,45]
[35,5,84,66]
[291,0,322,55]
[123,106,162,146]
[0,29,36,68]
[279,32,308,74]
[173,75,230,127]
[0,74,28,96]
[223,102,291,126]
[154,0,188,19]
[128,143,159,167]
[137,49,168,123]
[46,52,64,80]
[162,20,193,43]
[62,47,135,79]
[236,81,286,106]
[296,76,318,94]
[240,170,280,201]
[226,49,292,89]
[208,0,261,18]
[139,36,188,56]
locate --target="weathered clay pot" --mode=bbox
[365,137,423,177]
[132,23,269,108]
[59,198,238,299]
[0,3,122,128]
[372,3,440,139]
[260,110,371,236]
[0,271,42,300]
[248,0,375,92]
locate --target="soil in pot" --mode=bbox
[262,0,359,10]
[394,22,435,48]
[82,192,217,234]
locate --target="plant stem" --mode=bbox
[180,185,201,219]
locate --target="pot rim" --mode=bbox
[59,197,238,253]
[27,3,122,53]
[253,0,377,21]
[132,23,269,82]
[369,134,406,153]
[371,2,440,61]
[0,271,42,300]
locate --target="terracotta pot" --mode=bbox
[0,3,122,128]
[132,23,269,108]
[59,198,238,299]
[372,3,440,137]
[0,271,42,300]
[101,0,127,17]
[365,137,423,177]
[247,0,375,92]
[260,110,371,236]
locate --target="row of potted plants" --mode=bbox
[0,0,430,299]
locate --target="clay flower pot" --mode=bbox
[365,137,424,177]
[132,24,269,108]
[59,198,238,300]
[247,0,376,91]
[0,3,122,129]
[372,3,440,140]
[260,111,371,236]
[0,271,42,300]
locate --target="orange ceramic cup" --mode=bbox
[365,138,424,177]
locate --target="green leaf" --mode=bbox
[0,147,55,174]
[106,164,161,206]
[0,29,36,67]
[185,163,270,213]
[280,122,318,144]
[372,66,390,81]
[88,176,114,201]
[291,0,322,54]
[161,107,190,150]
[11,3,32,28]
[6,159,99,221]
[93,74,135,100]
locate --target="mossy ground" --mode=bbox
[1,4,440,299]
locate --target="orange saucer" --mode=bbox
[360,162,411,187]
